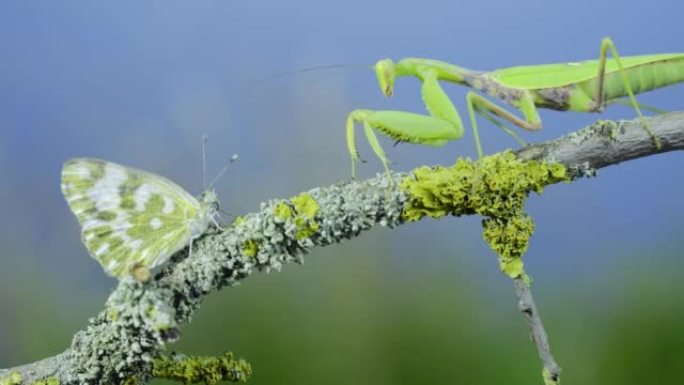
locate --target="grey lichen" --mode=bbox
[566,119,620,146]
[155,173,408,321]
[567,161,597,178]
[70,280,179,384]
[212,175,408,275]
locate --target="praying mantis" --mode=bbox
[346,37,684,178]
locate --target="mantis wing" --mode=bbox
[492,53,684,89]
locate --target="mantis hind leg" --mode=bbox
[609,98,668,115]
[595,37,662,149]
[465,91,541,158]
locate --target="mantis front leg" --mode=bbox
[346,64,541,178]
[346,70,464,179]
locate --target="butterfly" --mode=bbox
[61,158,219,279]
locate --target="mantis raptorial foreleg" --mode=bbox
[346,69,465,179]
[346,110,460,179]
[346,67,541,178]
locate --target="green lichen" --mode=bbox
[106,307,119,321]
[241,239,259,258]
[31,378,60,385]
[0,371,21,385]
[401,151,568,279]
[273,194,321,240]
[153,352,252,384]
[272,194,320,240]
[290,193,320,239]
[122,376,140,385]
[482,215,535,282]
[274,202,293,220]
[291,193,319,219]
[0,373,55,385]
[542,367,560,385]
[232,216,246,226]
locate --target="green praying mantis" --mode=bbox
[346,37,684,178]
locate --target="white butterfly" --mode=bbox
[61,158,219,279]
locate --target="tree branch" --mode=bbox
[515,112,684,169]
[509,112,684,384]
[514,277,560,384]
[2,112,683,385]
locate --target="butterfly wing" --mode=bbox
[61,158,203,278]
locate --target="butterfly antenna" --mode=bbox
[208,154,239,190]
[202,134,208,189]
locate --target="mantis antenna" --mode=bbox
[250,63,366,85]
[242,63,368,105]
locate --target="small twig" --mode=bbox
[511,112,684,384]
[514,277,560,384]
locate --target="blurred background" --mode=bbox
[1,1,683,384]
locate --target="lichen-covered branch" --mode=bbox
[2,112,683,385]
[515,112,684,170]
[0,352,250,385]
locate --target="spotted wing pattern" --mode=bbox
[61,158,217,278]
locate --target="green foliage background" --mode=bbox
[2,238,682,384]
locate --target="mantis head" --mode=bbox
[374,59,396,97]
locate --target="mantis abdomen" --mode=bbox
[575,56,684,111]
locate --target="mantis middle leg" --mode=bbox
[465,91,542,157]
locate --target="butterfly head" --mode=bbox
[201,189,220,213]
[188,189,220,237]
